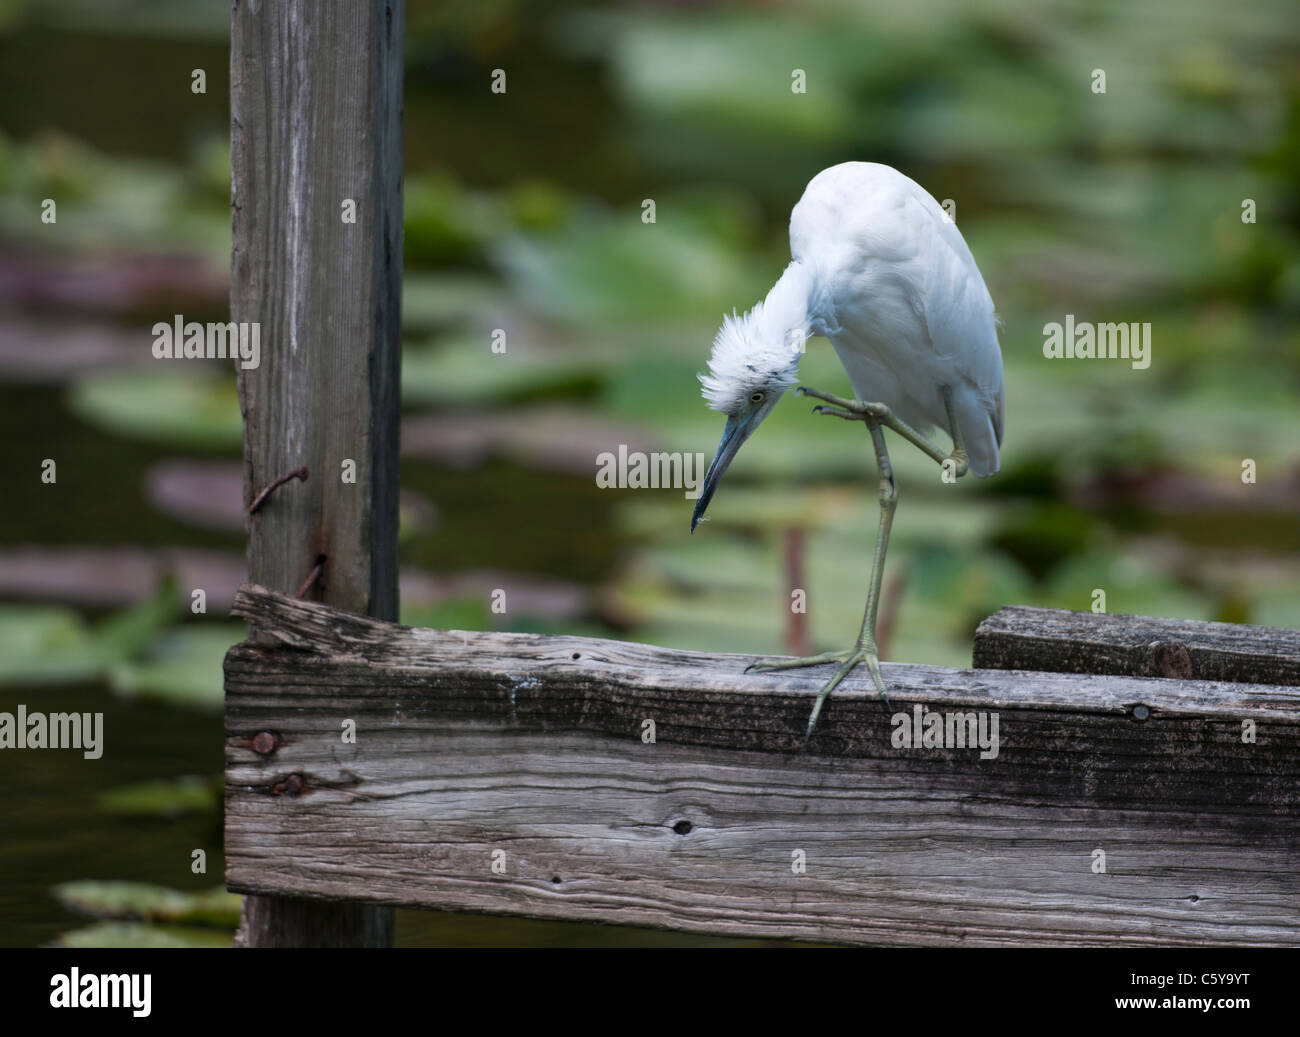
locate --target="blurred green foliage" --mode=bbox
[2,0,1298,702]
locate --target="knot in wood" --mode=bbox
[1146,640,1193,679]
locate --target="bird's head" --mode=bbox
[691,306,804,532]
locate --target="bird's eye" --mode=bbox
[749,391,765,405]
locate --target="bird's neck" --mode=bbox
[756,260,815,357]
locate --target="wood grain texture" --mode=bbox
[975,606,1300,686]
[225,586,1300,946]
[230,0,403,947]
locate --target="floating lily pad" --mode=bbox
[107,625,243,710]
[53,881,241,928]
[404,172,503,267]
[0,579,181,687]
[493,204,767,327]
[97,775,219,818]
[92,575,180,665]
[1041,547,1209,621]
[50,922,232,949]
[66,369,241,449]
[402,334,608,406]
[399,597,492,632]
[0,605,102,685]
[404,273,510,331]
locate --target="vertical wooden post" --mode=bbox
[230,0,404,947]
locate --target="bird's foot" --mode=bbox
[745,649,853,673]
[796,386,886,424]
[795,385,853,407]
[747,645,889,737]
[942,447,970,479]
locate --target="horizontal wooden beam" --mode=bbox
[975,606,1300,685]
[225,585,1300,946]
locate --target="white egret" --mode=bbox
[690,162,1005,737]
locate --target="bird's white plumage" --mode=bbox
[791,162,1004,474]
[694,163,1005,729]
[702,161,1005,475]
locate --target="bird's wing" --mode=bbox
[792,163,1004,436]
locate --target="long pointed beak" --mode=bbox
[691,413,752,533]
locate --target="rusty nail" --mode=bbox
[251,731,279,756]
[296,555,327,598]
[248,465,309,515]
[272,773,305,797]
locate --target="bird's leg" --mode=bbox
[748,420,898,737]
[796,385,968,478]
[940,384,968,477]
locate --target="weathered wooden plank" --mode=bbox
[975,606,1300,685]
[230,0,404,947]
[225,586,1300,947]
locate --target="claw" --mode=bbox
[747,649,888,736]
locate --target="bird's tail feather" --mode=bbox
[965,410,1000,477]
[952,388,1001,478]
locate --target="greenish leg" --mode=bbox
[749,419,898,737]
[749,385,969,736]
[797,385,968,477]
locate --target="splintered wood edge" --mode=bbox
[976,605,1300,687]
[229,583,1300,722]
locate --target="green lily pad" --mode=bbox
[53,881,241,929]
[66,369,241,449]
[91,575,180,665]
[493,203,767,327]
[402,334,608,406]
[0,605,103,685]
[50,922,232,949]
[1041,547,1209,621]
[403,273,510,331]
[96,775,220,818]
[0,580,234,708]
[107,626,243,709]
[404,172,503,267]
[399,597,493,632]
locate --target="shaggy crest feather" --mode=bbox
[699,264,810,413]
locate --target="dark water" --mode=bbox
[0,683,222,948]
[0,28,229,162]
